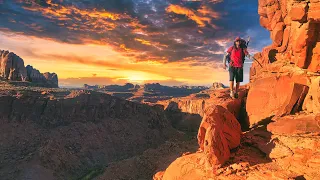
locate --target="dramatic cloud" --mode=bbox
[0,0,271,64]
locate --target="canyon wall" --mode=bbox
[251,0,320,82]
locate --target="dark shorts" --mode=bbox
[229,66,243,82]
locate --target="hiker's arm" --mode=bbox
[244,48,251,58]
[222,52,228,65]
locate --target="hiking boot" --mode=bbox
[230,90,235,98]
[234,92,239,98]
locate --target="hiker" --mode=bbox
[222,37,251,98]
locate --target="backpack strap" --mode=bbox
[241,48,246,64]
[229,46,235,67]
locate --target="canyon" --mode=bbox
[0,0,319,179]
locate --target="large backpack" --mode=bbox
[226,38,248,64]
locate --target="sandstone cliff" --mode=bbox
[251,0,320,80]
[0,50,27,81]
[0,50,58,88]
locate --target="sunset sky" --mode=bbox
[0,0,271,87]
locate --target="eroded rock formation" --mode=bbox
[251,0,320,82]
[0,50,27,81]
[26,65,58,88]
[0,50,58,88]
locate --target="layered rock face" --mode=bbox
[251,0,320,81]
[0,50,58,87]
[160,87,249,133]
[43,72,59,87]
[26,65,58,88]
[0,50,27,81]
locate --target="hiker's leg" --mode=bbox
[229,66,235,92]
[236,82,240,93]
[235,67,244,93]
[230,81,234,92]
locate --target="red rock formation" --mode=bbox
[43,72,58,87]
[26,65,59,88]
[159,87,249,133]
[0,50,59,87]
[303,76,320,114]
[268,114,320,135]
[157,92,244,179]
[0,50,27,81]
[162,88,247,119]
[265,113,320,178]
[197,105,242,167]
[211,82,226,90]
[246,76,309,126]
[252,0,320,79]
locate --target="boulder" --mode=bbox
[275,83,309,117]
[161,153,211,180]
[308,42,320,72]
[197,105,242,166]
[303,76,320,114]
[271,22,285,46]
[268,114,320,135]
[290,3,308,22]
[308,2,320,22]
[247,76,309,126]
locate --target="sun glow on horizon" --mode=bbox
[0,28,248,87]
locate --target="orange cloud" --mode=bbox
[197,5,221,19]
[22,1,129,33]
[135,38,152,46]
[166,4,220,29]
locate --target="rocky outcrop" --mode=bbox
[0,50,27,81]
[155,90,246,179]
[163,88,247,118]
[264,113,320,179]
[26,65,45,82]
[26,65,58,88]
[197,105,242,166]
[251,0,320,81]
[303,76,320,114]
[0,50,59,88]
[246,76,309,126]
[160,88,249,133]
[211,82,226,90]
[42,72,58,87]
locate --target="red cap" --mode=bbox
[234,37,241,42]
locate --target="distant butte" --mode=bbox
[0,50,58,88]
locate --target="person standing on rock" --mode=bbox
[222,37,251,98]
